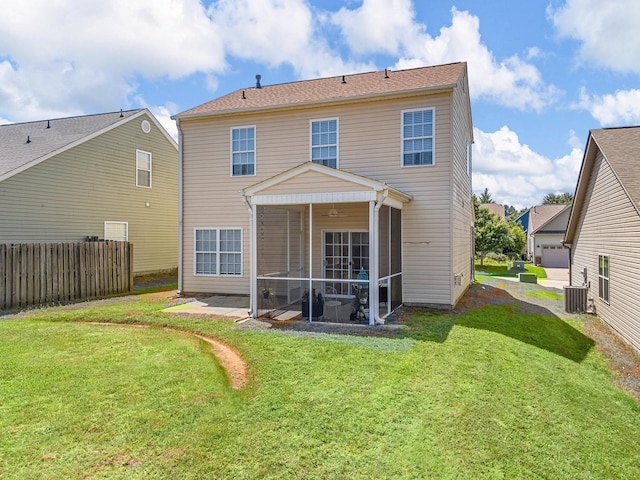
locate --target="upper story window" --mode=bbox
[402,108,434,166]
[598,254,610,303]
[311,118,338,168]
[136,150,152,187]
[231,126,255,176]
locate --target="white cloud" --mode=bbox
[550,0,640,73]
[210,0,374,79]
[333,4,559,111]
[331,0,423,56]
[0,0,224,121]
[575,87,640,126]
[472,126,582,209]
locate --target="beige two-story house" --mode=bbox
[0,109,178,275]
[174,63,474,324]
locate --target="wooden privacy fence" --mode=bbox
[0,241,133,310]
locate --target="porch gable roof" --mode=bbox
[242,162,412,208]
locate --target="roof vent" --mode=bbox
[242,90,246,100]
[256,74,262,89]
[120,109,124,118]
[384,68,389,79]
[26,135,31,144]
[46,120,50,129]
[341,75,346,84]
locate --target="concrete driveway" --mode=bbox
[540,268,570,289]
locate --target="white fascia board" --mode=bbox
[250,191,378,205]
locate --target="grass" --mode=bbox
[132,282,178,295]
[1,290,640,479]
[475,260,547,279]
[525,289,563,300]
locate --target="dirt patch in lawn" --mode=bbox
[193,334,248,390]
[84,322,248,391]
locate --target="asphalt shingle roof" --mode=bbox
[529,204,568,234]
[0,109,142,179]
[175,62,466,118]
[591,126,640,206]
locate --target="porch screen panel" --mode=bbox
[391,207,402,275]
[391,274,403,312]
[379,206,390,278]
[257,206,290,277]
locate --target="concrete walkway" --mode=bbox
[540,268,570,289]
[163,295,251,320]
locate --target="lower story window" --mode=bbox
[598,254,609,303]
[195,228,242,276]
[104,221,128,241]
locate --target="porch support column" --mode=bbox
[250,203,258,319]
[308,203,313,322]
[369,200,379,325]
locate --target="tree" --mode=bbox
[542,192,573,205]
[475,205,527,265]
[504,205,528,221]
[474,208,510,266]
[504,220,526,257]
[478,187,493,203]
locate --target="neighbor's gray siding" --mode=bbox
[571,153,640,352]
[181,92,459,305]
[0,113,178,274]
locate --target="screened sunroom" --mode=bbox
[242,163,411,325]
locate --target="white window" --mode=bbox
[195,228,242,276]
[598,254,609,303]
[402,108,434,166]
[466,141,472,175]
[311,118,338,168]
[231,126,255,176]
[136,150,152,187]
[104,221,128,241]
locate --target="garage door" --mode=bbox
[541,245,569,268]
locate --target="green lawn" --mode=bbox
[1,291,639,479]
[475,260,547,279]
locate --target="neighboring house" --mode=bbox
[564,126,640,353]
[173,62,474,324]
[0,109,179,275]
[479,203,505,220]
[521,204,570,267]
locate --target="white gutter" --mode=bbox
[176,119,184,296]
[242,194,256,318]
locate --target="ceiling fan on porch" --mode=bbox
[323,204,348,218]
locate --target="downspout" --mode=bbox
[176,119,184,296]
[562,241,572,286]
[242,194,255,318]
[371,189,389,325]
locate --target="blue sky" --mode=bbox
[2,0,639,208]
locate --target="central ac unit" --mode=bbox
[564,286,588,313]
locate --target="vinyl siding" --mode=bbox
[0,113,178,274]
[571,154,640,352]
[181,92,462,306]
[259,170,372,196]
[450,70,474,306]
